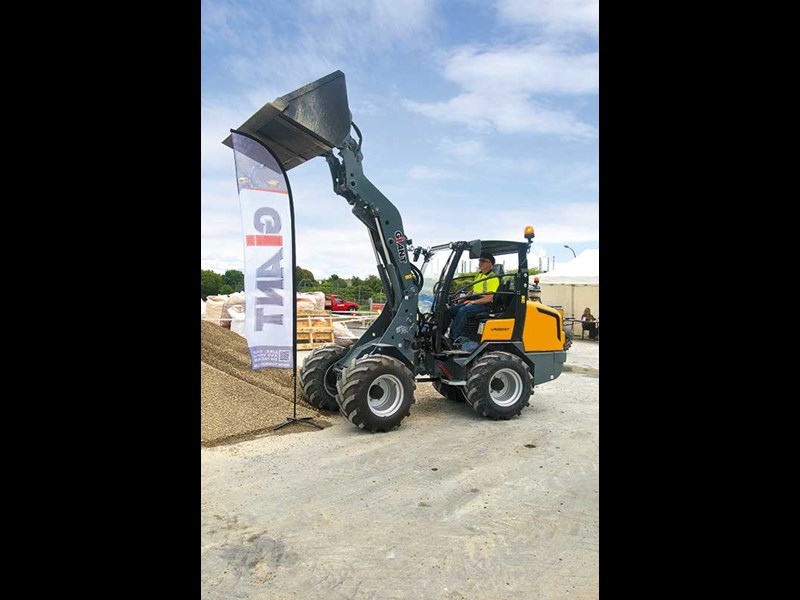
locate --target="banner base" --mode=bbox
[273,417,323,431]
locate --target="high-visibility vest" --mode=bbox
[472,271,499,294]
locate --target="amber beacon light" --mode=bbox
[524,225,535,241]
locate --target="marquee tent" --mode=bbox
[531,249,599,321]
[535,249,599,285]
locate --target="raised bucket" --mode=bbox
[222,70,352,171]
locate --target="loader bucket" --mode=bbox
[222,70,352,171]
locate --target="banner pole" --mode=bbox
[272,137,321,431]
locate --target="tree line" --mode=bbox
[201,267,386,305]
[202,265,538,303]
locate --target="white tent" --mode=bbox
[531,249,599,321]
[534,249,598,285]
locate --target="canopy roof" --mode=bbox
[534,249,598,285]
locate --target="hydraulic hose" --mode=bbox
[351,121,363,152]
[410,261,426,324]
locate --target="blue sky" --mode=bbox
[201,0,598,279]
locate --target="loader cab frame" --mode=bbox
[424,239,532,356]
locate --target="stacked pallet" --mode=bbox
[296,309,334,350]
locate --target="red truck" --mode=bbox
[325,294,359,312]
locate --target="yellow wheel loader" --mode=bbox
[224,71,571,432]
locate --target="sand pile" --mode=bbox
[201,320,332,446]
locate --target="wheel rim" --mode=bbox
[324,364,339,397]
[367,374,404,416]
[489,368,523,407]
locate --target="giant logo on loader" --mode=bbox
[395,230,408,263]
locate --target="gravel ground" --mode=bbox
[201,320,598,446]
[201,321,334,446]
[201,339,599,599]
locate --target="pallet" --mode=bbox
[296,309,334,350]
[296,309,331,316]
[297,342,332,350]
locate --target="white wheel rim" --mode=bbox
[490,368,523,407]
[367,374,404,416]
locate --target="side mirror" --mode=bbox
[468,240,482,259]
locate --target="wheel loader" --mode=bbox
[223,71,571,432]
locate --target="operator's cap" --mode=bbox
[479,252,495,265]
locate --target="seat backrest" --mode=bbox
[492,278,513,313]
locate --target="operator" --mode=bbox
[446,252,499,344]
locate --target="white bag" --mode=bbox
[205,295,228,325]
[228,304,246,337]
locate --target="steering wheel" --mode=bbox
[447,291,486,308]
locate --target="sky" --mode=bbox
[201,0,598,280]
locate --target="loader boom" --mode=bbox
[223,71,420,369]
[323,128,420,368]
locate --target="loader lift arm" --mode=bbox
[323,123,421,369]
[222,70,421,370]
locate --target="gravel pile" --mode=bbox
[201,320,334,446]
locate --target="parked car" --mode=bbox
[325,294,359,312]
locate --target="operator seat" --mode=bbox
[468,276,513,321]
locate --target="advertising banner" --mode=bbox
[230,131,295,370]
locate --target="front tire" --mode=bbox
[464,351,532,420]
[299,344,349,411]
[336,355,416,432]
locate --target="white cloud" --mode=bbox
[202,0,436,92]
[497,0,599,37]
[201,194,598,278]
[404,92,596,137]
[200,0,248,46]
[407,165,459,180]
[201,100,257,174]
[200,0,598,279]
[443,44,598,95]
[403,42,597,137]
[435,137,540,174]
[437,137,486,160]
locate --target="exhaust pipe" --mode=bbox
[222,70,352,171]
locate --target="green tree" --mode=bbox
[365,275,382,293]
[222,270,244,292]
[296,266,316,286]
[201,269,223,300]
[219,284,234,295]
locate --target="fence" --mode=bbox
[297,279,386,308]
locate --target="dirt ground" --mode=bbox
[201,344,599,599]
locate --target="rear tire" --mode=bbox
[464,351,531,420]
[432,380,465,402]
[336,355,416,432]
[299,344,349,411]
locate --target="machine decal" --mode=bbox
[395,230,408,263]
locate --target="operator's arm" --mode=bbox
[464,293,493,307]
